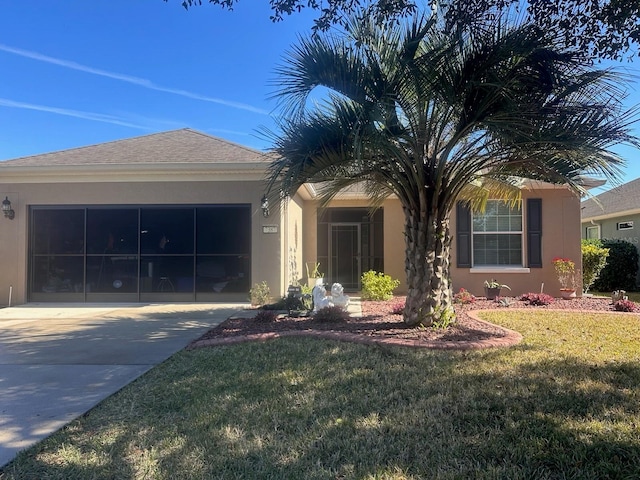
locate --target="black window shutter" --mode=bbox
[456,201,472,268]
[527,198,542,268]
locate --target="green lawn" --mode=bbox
[2,311,640,479]
[591,290,640,302]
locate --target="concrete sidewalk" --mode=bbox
[0,303,245,467]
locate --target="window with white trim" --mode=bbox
[472,200,523,266]
[585,225,600,240]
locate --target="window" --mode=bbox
[472,200,523,266]
[586,225,601,239]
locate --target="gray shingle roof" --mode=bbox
[581,177,640,219]
[0,129,270,167]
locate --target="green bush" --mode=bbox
[300,284,313,310]
[249,281,271,306]
[431,306,456,330]
[581,240,609,293]
[592,239,639,292]
[360,270,400,301]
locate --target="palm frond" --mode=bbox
[266,12,637,214]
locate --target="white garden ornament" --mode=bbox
[312,279,350,312]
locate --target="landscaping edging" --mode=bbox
[187,309,524,351]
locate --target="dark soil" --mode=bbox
[192,295,624,345]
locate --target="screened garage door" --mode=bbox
[29,205,251,302]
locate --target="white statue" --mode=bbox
[312,280,332,312]
[330,283,350,308]
[312,281,350,312]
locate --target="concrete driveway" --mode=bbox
[0,302,246,467]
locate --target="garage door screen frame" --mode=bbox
[28,205,251,302]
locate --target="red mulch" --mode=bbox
[190,295,626,346]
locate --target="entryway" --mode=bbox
[317,208,384,291]
[330,223,361,290]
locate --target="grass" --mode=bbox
[2,310,640,479]
[591,290,640,302]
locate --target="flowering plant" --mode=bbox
[552,257,576,289]
[453,288,476,304]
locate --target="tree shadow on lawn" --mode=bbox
[3,338,640,479]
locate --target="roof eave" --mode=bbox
[0,162,269,183]
[581,207,640,222]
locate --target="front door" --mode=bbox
[329,223,361,290]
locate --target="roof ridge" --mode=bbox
[0,128,272,166]
[184,128,268,156]
[0,129,194,164]
[586,177,640,201]
[581,176,640,218]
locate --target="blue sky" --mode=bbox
[1,1,639,191]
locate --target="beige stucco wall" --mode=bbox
[301,200,320,282]
[0,180,282,305]
[7,177,580,305]
[296,187,581,299]
[381,198,407,293]
[283,194,305,291]
[295,197,408,293]
[451,187,582,297]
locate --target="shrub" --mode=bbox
[614,299,636,312]
[494,296,512,307]
[592,239,638,292]
[521,292,554,306]
[249,281,271,306]
[391,302,405,315]
[300,284,313,310]
[254,310,278,322]
[262,297,287,310]
[361,270,400,301]
[431,306,456,330]
[313,306,350,322]
[453,288,476,304]
[581,240,609,293]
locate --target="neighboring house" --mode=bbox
[0,129,585,305]
[581,177,640,285]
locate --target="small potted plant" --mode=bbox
[484,279,510,300]
[552,257,576,299]
[305,262,324,288]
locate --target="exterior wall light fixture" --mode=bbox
[2,196,15,220]
[261,195,270,218]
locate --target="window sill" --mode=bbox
[469,267,530,274]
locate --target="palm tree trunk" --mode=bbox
[403,207,454,326]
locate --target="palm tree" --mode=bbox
[265,14,638,326]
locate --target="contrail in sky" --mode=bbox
[0,98,150,130]
[0,43,269,115]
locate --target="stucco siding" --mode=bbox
[382,198,407,294]
[284,194,305,292]
[451,188,582,298]
[0,180,281,305]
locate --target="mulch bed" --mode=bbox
[189,295,628,348]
